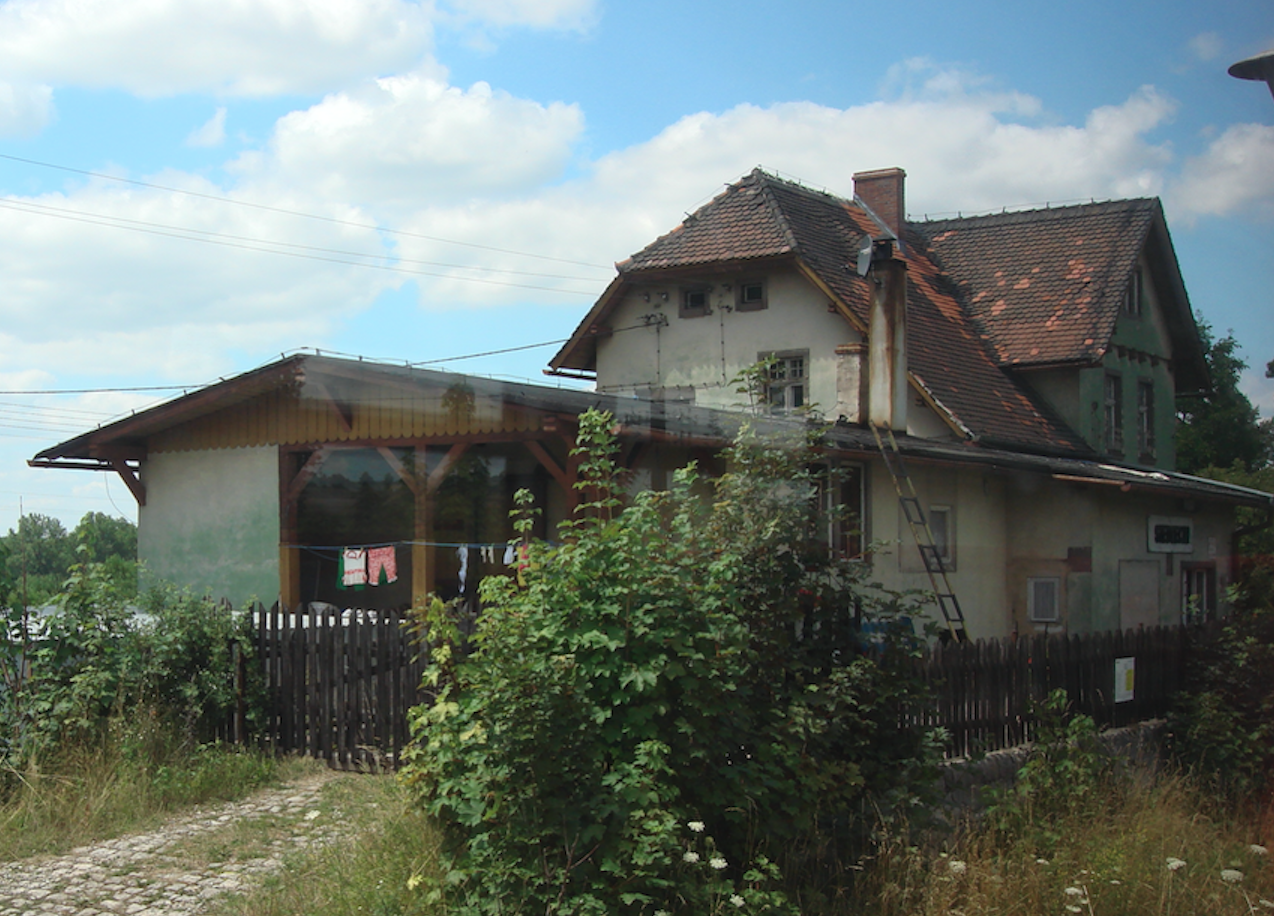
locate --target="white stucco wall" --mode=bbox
[595,270,861,414]
[138,446,281,606]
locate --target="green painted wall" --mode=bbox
[138,446,280,606]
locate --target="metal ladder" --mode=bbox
[871,424,968,642]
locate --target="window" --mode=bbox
[1104,373,1123,454]
[680,286,711,318]
[1136,379,1156,458]
[1123,267,1143,317]
[1181,564,1215,625]
[818,463,865,559]
[929,505,953,567]
[736,279,767,312]
[1028,577,1061,623]
[763,351,807,414]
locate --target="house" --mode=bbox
[547,167,1272,636]
[30,168,1272,639]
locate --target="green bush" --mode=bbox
[1167,576,1274,800]
[402,410,941,915]
[1,564,261,775]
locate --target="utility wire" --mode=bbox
[0,198,600,296]
[0,152,612,270]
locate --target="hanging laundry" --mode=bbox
[503,544,516,566]
[367,546,398,586]
[340,548,368,589]
[457,545,469,594]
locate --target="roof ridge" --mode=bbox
[750,171,803,253]
[914,197,1159,228]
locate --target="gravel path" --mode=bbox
[0,769,344,916]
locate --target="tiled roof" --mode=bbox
[554,170,1182,456]
[911,200,1157,368]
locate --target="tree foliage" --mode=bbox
[1,512,137,608]
[1175,322,1273,475]
[402,409,941,915]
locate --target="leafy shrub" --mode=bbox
[1168,577,1274,800]
[402,409,940,915]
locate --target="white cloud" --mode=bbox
[0,0,436,97]
[442,0,596,31]
[1170,123,1274,221]
[1188,32,1224,62]
[231,72,584,215]
[186,107,227,148]
[0,80,54,137]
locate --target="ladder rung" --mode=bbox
[900,497,926,526]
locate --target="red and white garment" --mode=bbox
[367,546,398,585]
[341,548,368,587]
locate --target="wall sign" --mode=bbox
[1147,516,1193,554]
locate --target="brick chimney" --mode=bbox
[853,167,906,239]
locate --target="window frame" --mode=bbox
[679,285,712,319]
[1104,372,1124,454]
[1136,378,1156,460]
[928,504,954,569]
[761,349,809,415]
[1123,267,1143,318]
[735,278,767,312]
[1027,576,1062,624]
[817,462,866,560]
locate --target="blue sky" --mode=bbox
[0,0,1271,533]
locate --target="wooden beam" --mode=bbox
[377,446,421,497]
[524,439,571,494]
[427,443,469,494]
[287,449,330,503]
[111,459,146,506]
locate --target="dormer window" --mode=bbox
[736,279,767,312]
[1123,267,1143,318]
[680,286,711,318]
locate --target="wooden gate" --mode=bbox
[255,603,427,770]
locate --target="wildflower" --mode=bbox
[1166,857,1187,872]
[407,875,421,891]
[1221,869,1243,883]
[948,860,967,875]
[688,821,706,833]
[710,856,728,870]
[683,851,700,864]
[730,895,745,908]
[1065,887,1084,897]
[304,810,321,821]
[1250,844,1269,856]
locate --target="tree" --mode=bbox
[1175,322,1272,474]
[73,512,137,564]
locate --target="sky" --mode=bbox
[0,0,1271,534]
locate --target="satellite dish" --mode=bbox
[856,238,873,277]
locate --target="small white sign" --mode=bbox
[1147,516,1193,554]
[1115,657,1135,703]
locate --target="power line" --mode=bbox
[0,152,612,270]
[0,198,601,296]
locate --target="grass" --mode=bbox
[848,770,1274,916]
[0,716,287,862]
[212,770,442,916]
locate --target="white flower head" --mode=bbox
[1221,869,1244,884]
[1166,857,1187,872]
[683,851,700,864]
[305,810,321,821]
[688,820,706,833]
[1250,844,1269,856]
[948,859,967,875]
[709,856,728,870]
[730,895,745,908]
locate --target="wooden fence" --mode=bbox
[254,603,426,770]
[913,624,1207,758]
